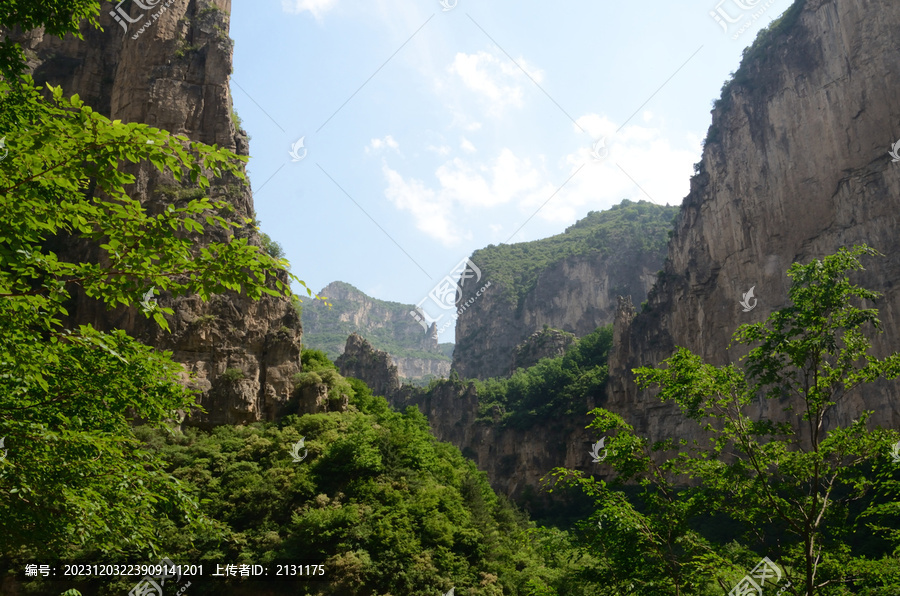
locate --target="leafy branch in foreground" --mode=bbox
[0,4,311,558]
[550,245,900,596]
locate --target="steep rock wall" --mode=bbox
[338,334,600,500]
[22,0,305,426]
[607,0,900,441]
[454,246,661,380]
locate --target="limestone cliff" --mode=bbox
[607,0,900,441]
[302,281,452,380]
[511,327,576,374]
[336,333,402,399]
[454,200,677,380]
[21,0,305,425]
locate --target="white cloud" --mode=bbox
[460,137,476,153]
[281,0,338,20]
[449,51,544,115]
[381,113,700,246]
[367,135,400,154]
[382,149,555,246]
[427,144,452,157]
[532,114,700,224]
[382,165,467,246]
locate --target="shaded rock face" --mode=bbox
[297,383,349,416]
[392,380,600,501]
[607,0,900,442]
[454,249,661,381]
[511,328,576,374]
[336,333,402,399]
[22,1,307,426]
[393,357,452,381]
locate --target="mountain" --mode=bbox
[300,281,453,381]
[342,0,900,501]
[606,0,900,441]
[454,199,678,379]
[21,0,304,426]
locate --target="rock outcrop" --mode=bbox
[21,0,306,425]
[338,334,598,501]
[607,0,900,441]
[336,333,402,399]
[394,379,599,501]
[510,328,576,374]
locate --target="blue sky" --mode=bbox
[229,0,793,342]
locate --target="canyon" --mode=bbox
[24,0,900,502]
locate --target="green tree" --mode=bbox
[553,245,900,595]
[0,0,310,558]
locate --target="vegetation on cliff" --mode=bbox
[0,0,306,568]
[7,363,601,596]
[474,325,613,429]
[471,199,678,307]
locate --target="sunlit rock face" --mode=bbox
[608,0,900,443]
[23,0,305,426]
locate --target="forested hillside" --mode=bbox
[454,199,678,379]
[471,200,677,309]
[3,2,900,596]
[7,359,601,596]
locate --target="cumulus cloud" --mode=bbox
[367,135,400,154]
[281,0,338,20]
[380,111,700,245]
[382,149,555,246]
[449,51,544,115]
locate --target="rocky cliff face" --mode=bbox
[302,281,452,380]
[336,333,402,399]
[454,203,674,380]
[395,380,599,501]
[22,0,305,426]
[511,328,577,374]
[607,0,900,441]
[391,356,453,380]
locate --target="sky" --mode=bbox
[228,0,794,342]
